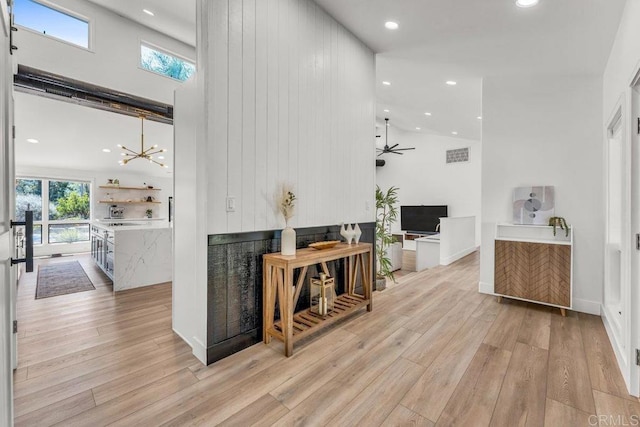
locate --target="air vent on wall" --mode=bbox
[446,148,469,164]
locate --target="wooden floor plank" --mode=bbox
[14,390,95,427]
[217,394,289,427]
[483,300,527,351]
[547,314,596,414]
[381,405,435,427]
[328,358,425,425]
[517,304,552,350]
[401,303,497,421]
[593,389,640,427]
[579,313,635,401]
[490,342,548,427]
[436,343,512,427]
[544,398,592,427]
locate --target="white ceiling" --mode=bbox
[15,92,174,178]
[315,0,627,140]
[22,0,626,159]
[85,0,196,47]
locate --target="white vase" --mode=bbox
[353,223,362,244]
[340,223,349,242]
[281,226,296,256]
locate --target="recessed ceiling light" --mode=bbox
[477,116,482,120]
[158,156,165,160]
[102,148,111,153]
[451,131,458,135]
[143,9,154,16]
[382,81,391,86]
[384,21,399,30]
[416,127,421,130]
[383,109,390,113]
[446,81,457,86]
[424,112,432,116]
[26,138,39,144]
[516,0,539,8]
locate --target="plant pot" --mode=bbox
[376,277,386,291]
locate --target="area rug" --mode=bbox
[36,261,95,299]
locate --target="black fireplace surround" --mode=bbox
[206,222,375,364]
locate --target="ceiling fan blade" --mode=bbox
[389,143,399,150]
[390,151,403,155]
[392,147,416,151]
[377,152,386,157]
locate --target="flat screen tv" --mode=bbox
[401,205,448,233]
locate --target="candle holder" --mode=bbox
[310,272,335,316]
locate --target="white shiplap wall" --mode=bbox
[202,0,376,234]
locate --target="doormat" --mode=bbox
[36,261,95,299]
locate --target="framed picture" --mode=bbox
[513,186,554,225]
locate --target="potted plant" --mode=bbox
[375,185,399,291]
[145,208,153,219]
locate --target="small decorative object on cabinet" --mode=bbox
[494,223,572,316]
[310,273,335,316]
[353,223,362,244]
[145,209,153,219]
[277,184,296,256]
[340,223,355,244]
[513,186,554,225]
[548,216,570,237]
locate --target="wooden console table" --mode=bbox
[263,242,373,356]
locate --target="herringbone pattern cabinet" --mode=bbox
[494,225,573,311]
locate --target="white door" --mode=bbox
[0,1,15,424]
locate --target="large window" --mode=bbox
[13,0,90,49]
[16,178,91,245]
[140,43,195,82]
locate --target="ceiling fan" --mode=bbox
[376,118,415,156]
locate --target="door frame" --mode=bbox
[602,92,634,395]
[0,0,14,424]
[628,62,640,398]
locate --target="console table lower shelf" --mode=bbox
[263,243,373,357]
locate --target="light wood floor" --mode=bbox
[13,252,640,426]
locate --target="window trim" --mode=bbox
[13,0,94,51]
[139,39,196,82]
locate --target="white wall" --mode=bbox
[13,0,195,104]
[480,75,604,315]
[203,0,376,234]
[375,127,481,245]
[172,0,376,361]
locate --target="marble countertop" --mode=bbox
[92,221,171,232]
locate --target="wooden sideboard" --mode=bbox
[494,224,573,316]
[263,242,373,356]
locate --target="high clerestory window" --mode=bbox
[140,42,195,82]
[13,0,90,49]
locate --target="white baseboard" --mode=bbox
[601,306,632,393]
[478,282,601,315]
[440,246,479,266]
[172,328,206,365]
[572,298,601,315]
[479,281,494,295]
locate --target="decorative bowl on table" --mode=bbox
[309,240,340,250]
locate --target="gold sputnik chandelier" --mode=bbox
[118,115,168,168]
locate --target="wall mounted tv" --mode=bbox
[400,205,448,233]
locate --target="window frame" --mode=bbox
[12,0,94,51]
[139,40,196,82]
[16,176,92,247]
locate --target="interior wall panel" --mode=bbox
[204,0,376,234]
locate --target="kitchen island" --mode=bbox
[90,220,172,291]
